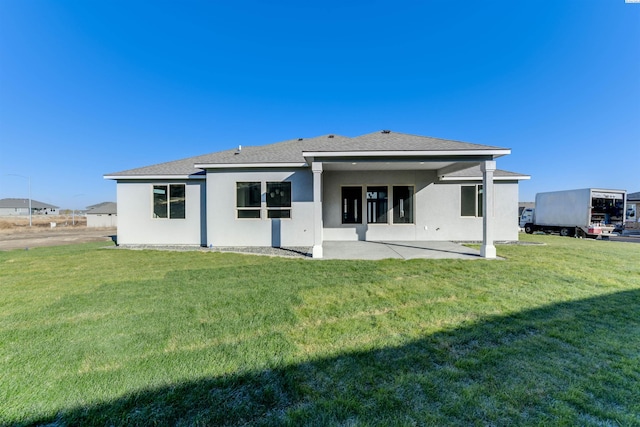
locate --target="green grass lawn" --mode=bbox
[1,235,639,426]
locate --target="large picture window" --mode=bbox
[342,187,362,224]
[393,186,414,224]
[153,184,186,219]
[266,182,291,219]
[461,185,483,217]
[367,186,388,223]
[237,182,262,219]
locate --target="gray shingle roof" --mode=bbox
[310,131,505,152]
[87,202,117,215]
[0,198,58,209]
[105,154,211,177]
[105,131,509,177]
[86,201,113,209]
[195,134,353,165]
[627,191,640,201]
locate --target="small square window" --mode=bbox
[153,184,186,219]
[267,209,291,219]
[238,210,261,219]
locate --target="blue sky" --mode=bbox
[1,0,638,209]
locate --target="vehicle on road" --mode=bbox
[520,188,626,238]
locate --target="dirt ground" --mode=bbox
[0,225,117,251]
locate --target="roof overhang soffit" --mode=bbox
[103,174,206,181]
[303,150,509,164]
[193,162,307,169]
[436,162,481,179]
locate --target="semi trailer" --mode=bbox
[520,188,626,238]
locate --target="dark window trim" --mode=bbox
[392,185,415,224]
[341,186,363,224]
[236,181,262,220]
[366,185,389,224]
[266,181,292,220]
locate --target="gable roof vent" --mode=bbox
[381,130,391,134]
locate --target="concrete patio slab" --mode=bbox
[321,241,485,260]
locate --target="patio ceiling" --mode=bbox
[321,160,475,171]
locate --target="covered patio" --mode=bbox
[308,156,506,259]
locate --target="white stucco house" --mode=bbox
[0,198,59,216]
[86,202,118,227]
[104,131,530,258]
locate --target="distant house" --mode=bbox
[0,198,59,216]
[86,202,117,227]
[105,130,530,258]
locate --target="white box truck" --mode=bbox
[520,188,626,238]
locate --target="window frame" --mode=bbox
[460,184,483,218]
[341,186,363,224]
[392,185,415,224]
[266,181,292,219]
[366,185,389,224]
[236,181,262,219]
[152,184,186,220]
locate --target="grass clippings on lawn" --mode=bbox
[0,234,639,426]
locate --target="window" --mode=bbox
[342,187,362,224]
[266,182,291,218]
[393,186,414,224]
[461,185,483,217]
[237,182,261,218]
[367,186,388,223]
[153,184,186,219]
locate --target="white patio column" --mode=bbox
[312,161,323,258]
[481,160,497,259]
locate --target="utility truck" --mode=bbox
[520,188,626,238]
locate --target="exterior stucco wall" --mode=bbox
[0,208,26,216]
[425,180,519,241]
[206,168,315,247]
[87,214,118,228]
[322,170,519,242]
[0,207,58,216]
[322,170,431,241]
[116,179,206,246]
[114,168,520,246]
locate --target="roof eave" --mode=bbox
[439,175,531,182]
[302,149,511,158]
[103,174,206,180]
[194,162,308,169]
